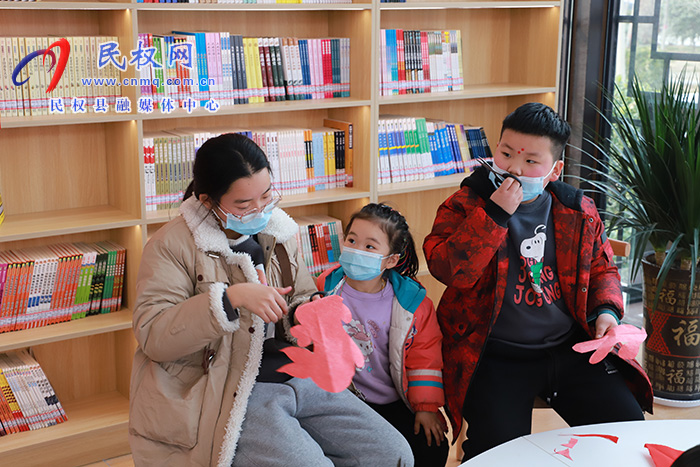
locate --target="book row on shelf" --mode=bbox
[0,36,123,117]
[0,241,126,334]
[138,33,351,110]
[296,215,344,277]
[380,29,464,96]
[143,119,352,211]
[0,349,66,437]
[378,115,492,185]
[0,349,66,436]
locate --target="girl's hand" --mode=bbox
[226,284,292,323]
[414,411,447,447]
[490,177,523,214]
[594,312,618,339]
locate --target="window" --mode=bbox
[608,0,699,321]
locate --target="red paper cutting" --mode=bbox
[554,448,573,460]
[644,443,684,467]
[278,295,364,393]
[572,324,647,364]
[560,438,578,448]
[570,433,619,443]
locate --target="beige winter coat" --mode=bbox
[129,197,317,466]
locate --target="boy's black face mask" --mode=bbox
[476,158,522,187]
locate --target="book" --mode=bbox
[322,118,353,187]
[294,215,344,277]
[0,350,66,435]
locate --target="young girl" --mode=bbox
[317,203,449,467]
[129,135,413,466]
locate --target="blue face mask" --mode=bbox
[215,208,273,236]
[339,247,388,281]
[493,161,555,202]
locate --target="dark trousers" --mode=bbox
[367,399,449,467]
[461,330,645,462]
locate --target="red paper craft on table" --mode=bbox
[645,443,684,467]
[572,324,647,364]
[553,448,573,460]
[278,295,364,393]
[569,433,619,443]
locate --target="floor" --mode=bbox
[84,301,700,467]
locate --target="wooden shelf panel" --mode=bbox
[378,84,557,105]
[2,100,372,129]
[0,310,133,353]
[0,113,138,129]
[377,173,468,196]
[379,0,559,9]
[135,2,372,10]
[0,1,371,10]
[140,98,372,121]
[0,391,130,467]
[0,2,130,10]
[144,188,372,225]
[0,207,141,243]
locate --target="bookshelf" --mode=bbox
[0,0,562,464]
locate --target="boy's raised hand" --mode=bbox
[226,283,292,323]
[414,411,447,447]
[490,177,523,215]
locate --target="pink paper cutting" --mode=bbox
[554,448,573,460]
[572,324,647,364]
[645,443,684,467]
[278,295,364,393]
[560,437,578,448]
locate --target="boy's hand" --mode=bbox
[226,284,292,323]
[414,411,447,447]
[490,177,523,215]
[594,312,618,339]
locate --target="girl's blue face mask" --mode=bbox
[339,247,390,281]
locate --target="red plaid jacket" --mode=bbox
[423,168,653,436]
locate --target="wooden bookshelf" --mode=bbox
[0,0,563,463]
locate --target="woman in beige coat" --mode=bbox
[129,134,413,467]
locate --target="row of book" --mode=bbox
[0,349,65,436]
[0,36,123,118]
[0,241,126,334]
[380,29,464,96]
[378,115,492,184]
[142,119,353,211]
[138,32,350,108]
[295,216,344,277]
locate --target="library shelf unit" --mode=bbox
[0,0,562,464]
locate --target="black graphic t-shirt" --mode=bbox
[490,191,575,349]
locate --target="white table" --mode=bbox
[460,420,700,466]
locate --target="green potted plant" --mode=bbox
[583,71,700,405]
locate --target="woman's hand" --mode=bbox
[225,283,292,323]
[414,411,447,447]
[594,312,618,339]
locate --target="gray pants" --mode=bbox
[232,378,414,467]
